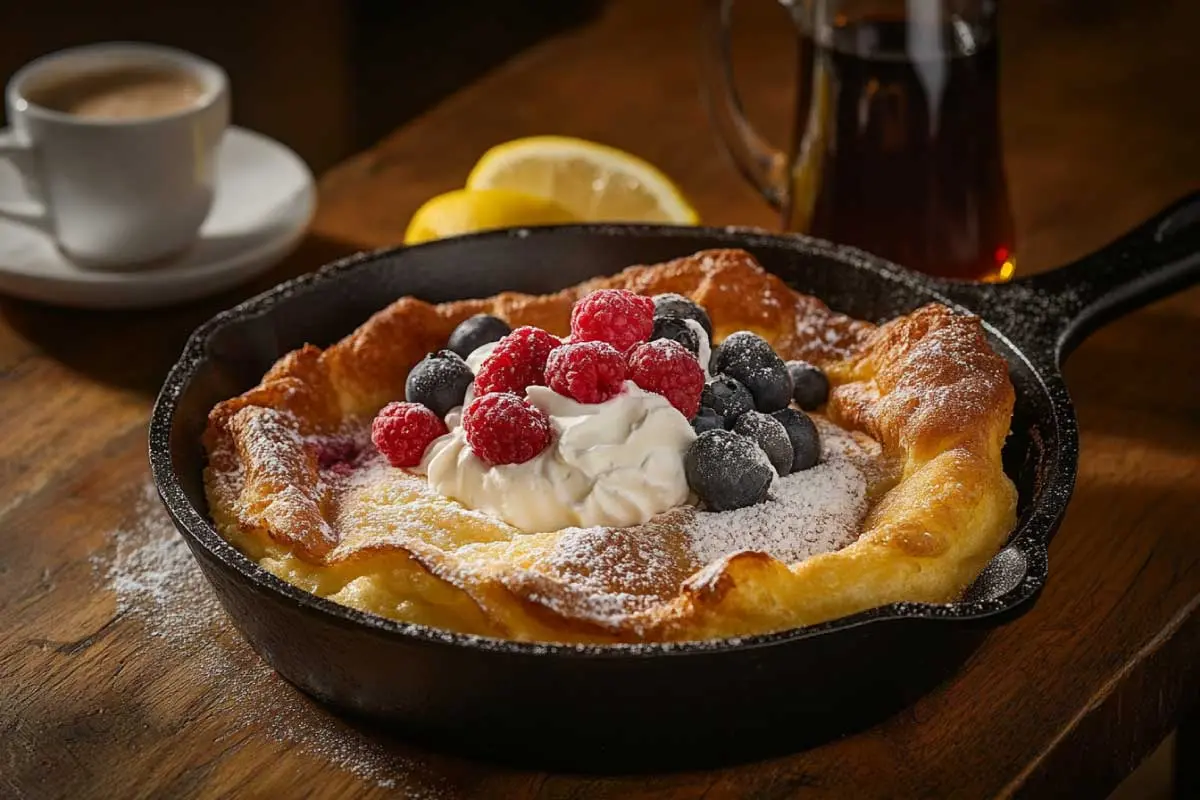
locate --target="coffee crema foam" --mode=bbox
[28,66,205,120]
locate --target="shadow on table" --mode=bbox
[0,231,364,398]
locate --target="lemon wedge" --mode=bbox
[466,136,699,225]
[404,188,578,244]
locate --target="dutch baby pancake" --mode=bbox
[203,248,1017,643]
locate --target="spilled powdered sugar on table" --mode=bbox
[92,481,455,797]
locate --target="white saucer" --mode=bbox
[0,127,315,309]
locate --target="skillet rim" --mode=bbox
[148,223,1070,658]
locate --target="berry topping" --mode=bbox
[463,392,553,466]
[684,429,774,511]
[708,343,723,374]
[691,406,725,434]
[653,292,713,338]
[447,314,512,358]
[371,401,448,468]
[700,375,755,428]
[626,338,705,419]
[712,331,793,413]
[472,325,560,396]
[405,350,474,418]
[649,316,700,355]
[787,360,830,411]
[544,340,627,404]
[771,408,821,472]
[570,289,655,353]
[733,411,794,477]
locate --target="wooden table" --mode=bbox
[3,1,1198,797]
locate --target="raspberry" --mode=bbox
[371,402,448,468]
[570,289,655,353]
[627,339,705,419]
[472,326,561,396]
[544,341,627,404]
[463,392,552,466]
[632,293,656,317]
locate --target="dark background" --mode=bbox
[0,0,603,173]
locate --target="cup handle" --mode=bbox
[0,129,49,229]
[700,0,791,210]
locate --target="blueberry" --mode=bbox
[700,375,755,428]
[651,316,700,355]
[447,314,511,358]
[691,406,724,434]
[405,350,473,417]
[771,408,821,472]
[653,293,713,339]
[733,411,794,477]
[708,343,722,374]
[787,360,830,411]
[712,331,792,413]
[684,429,774,511]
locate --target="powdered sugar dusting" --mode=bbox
[208,382,884,636]
[92,480,453,796]
[99,482,211,637]
[686,418,877,565]
[474,418,880,628]
[536,514,695,621]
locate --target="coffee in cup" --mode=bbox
[0,43,229,268]
[26,65,206,121]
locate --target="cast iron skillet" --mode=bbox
[150,194,1200,771]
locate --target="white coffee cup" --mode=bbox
[0,43,229,268]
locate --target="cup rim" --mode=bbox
[6,41,229,127]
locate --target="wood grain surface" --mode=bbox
[3,0,1198,797]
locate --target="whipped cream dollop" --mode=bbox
[463,340,500,373]
[421,380,696,533]
[444,340,500,429]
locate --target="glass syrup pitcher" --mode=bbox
[703,0,1016,280]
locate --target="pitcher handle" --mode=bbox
[700,0,791,210]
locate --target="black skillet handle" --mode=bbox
[944,192,1200,367]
